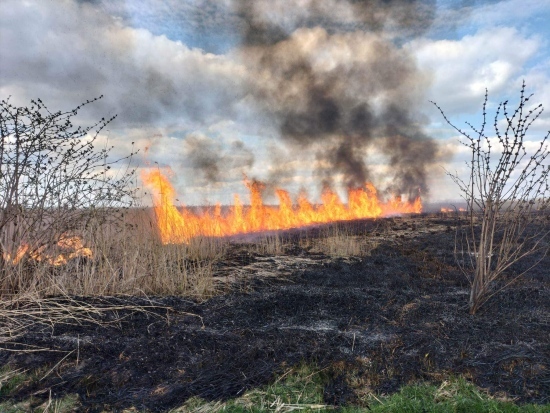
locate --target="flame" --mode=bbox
[441,207,466,213]
[2,234,92,266]
[142,170,422,244]
[2,244,30,265]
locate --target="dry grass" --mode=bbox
[254,232,287,256]
[301,223,378,258]
[0,210,382,302]
[0,208,226,300]
[0,208,225,350]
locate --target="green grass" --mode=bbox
[360,380,549,413]
[0,366,79,413]
[1,363,548,412]
[0,365,27,398]
[172,364,549,413]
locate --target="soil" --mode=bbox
[1,214,549,412]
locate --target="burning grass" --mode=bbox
[141,169,422,244]
[0,208,227,300]
[1,206,386,302]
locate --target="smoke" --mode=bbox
[235,0,440,199]
[184,133,254,185]
[235,0,437,46]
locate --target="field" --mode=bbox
[0,212,549,412]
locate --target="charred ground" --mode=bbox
[1,214,548,412]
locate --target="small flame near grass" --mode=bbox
[2,234,92,266]
[441,207,466,213]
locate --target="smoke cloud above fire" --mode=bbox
[225,0,441,199]
[184,134,254,185]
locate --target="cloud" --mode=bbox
[522,62,550,133]
[84,0,242,53]
[407,27,540,115]
[0,0,248,128]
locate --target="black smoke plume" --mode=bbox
[185,134,254,185]
[235,0,440,199]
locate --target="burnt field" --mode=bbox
[1,214,549,412]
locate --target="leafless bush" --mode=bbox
[432,82,550,314]
[0,96,137,295]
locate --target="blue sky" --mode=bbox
[1,0,549,205]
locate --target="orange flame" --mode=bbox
[2,234,92,266]
[142,170,422,244]
[441,207,466,213]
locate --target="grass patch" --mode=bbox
[0,365,80,412]
[300,223,378,258]
[174,363,330,412]
[171,364,549,413]
[363,378,548,413]
[0,366,27,398]
[1,363,548,412]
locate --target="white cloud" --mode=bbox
[410,21,550,200]
[407,27,540,115]
[0,0,249,128]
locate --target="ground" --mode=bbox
[1,214,549,412]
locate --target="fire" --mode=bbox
[2,234,92,266]
[142,170,422,244]
[440,207,466,213]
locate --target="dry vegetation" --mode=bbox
[0,208,227,347]
[1,209,225,298]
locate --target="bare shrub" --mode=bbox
[0,96,138,296]
[0,97,149,349]
[432,82,550,314]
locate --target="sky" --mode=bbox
[1,0,549,206]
